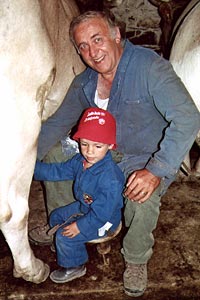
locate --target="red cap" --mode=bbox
[73,108,117,149]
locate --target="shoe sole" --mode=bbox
[124,287,145,297]
[50,268,87,283]
[28,235,53,246]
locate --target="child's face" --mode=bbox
[80,138,113,167]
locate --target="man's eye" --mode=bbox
[79,43,88,51]
[94,37,103,44]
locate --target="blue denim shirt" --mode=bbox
[38,40,200,192]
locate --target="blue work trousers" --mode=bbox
[49,201,100,268]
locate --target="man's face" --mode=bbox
[73,18,123,77]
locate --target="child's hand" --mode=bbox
[62,222,80,238]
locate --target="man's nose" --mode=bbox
[89,44,98,57]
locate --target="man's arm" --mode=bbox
[147,56,200,178]
[125,56,200,203]
[37,80,87,160]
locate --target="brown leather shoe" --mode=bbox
[123,262,147,297]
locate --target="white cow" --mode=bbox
[0,0,84,283]
[170,0,200,176]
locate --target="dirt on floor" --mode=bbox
[0,163,200,300]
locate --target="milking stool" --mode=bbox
[88,221,122,265]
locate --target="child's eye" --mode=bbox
[81,142,87,147]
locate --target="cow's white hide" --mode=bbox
[0,0,84,283]
[170,0,200,176]
[39,0,84,121]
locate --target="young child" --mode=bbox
[34,107,125,283]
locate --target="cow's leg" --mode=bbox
[180,152,192,177]
[181,142,200,177]
[193,136,200,175]
[194,158,200,176]
[1,193,50,283]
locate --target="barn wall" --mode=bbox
[110,0,161,52]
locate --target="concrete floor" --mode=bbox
[0,168,200,299]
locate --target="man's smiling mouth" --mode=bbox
[94,55,105,63]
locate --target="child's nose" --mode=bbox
[87,145,93,153]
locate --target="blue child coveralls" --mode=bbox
[34,151,125,268]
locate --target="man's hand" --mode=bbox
[124,169,161,203]
[62,222,80,238]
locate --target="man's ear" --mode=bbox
[115,27,121,43]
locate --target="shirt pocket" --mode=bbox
[122,95,155,131]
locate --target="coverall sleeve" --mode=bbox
[34,159,76,181]
[146,56,200,178]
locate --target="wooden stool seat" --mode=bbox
[88,222,122,265]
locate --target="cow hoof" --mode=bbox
[30,262,50,284]
[13,260,50,284]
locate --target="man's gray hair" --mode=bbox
[69,10,126,49]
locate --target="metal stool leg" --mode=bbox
[96,241,111,265]
[88,222,122,266]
